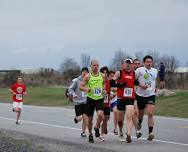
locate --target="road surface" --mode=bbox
[0,103,188,152]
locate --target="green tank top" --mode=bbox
[87,72,104,100]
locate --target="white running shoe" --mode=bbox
[119,134,125,142]
[99,135,105,141]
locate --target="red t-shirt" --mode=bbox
[104,79,111,108]
[117,70,135,100]
[11,83,26,102]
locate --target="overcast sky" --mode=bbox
[0,0,187,70]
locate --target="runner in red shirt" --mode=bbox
[111,58,138,143]
[99,66,111,141]
[9,77,27,125]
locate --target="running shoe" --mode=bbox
[99,135,105,141]
[126,134,132,143]
[74,117,78,124]
[94,127,100,137]
[89,134,94,143]
[119,134,125,142]
[147,132,155,141]
[136,130,142,139]
[16,121,20,125]
[81,132,87,138]
[114,129,118,135]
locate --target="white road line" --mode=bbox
[1,103,188,122]
[155,116,188,122]
[0,116,81,131]
[0,116,188,147]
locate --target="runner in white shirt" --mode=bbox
[135,55,158,141]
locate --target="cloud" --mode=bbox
[0,0,187,69]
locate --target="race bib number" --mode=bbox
[104,94,109,103]
[93,88,102,96]
[81,91,86,98]
[123,88,133,97]
[146,81,152,91]
[16,94,23,100]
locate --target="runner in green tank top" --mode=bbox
[80,59,105,143]
[87,72,104,100]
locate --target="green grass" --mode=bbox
[155,91,188,118]
[0,86,70,107]
[0,87,188,118]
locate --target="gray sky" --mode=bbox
[0,0,188,70]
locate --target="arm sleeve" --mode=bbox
[68,79,77,95]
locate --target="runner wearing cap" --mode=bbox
[111,58,138,143]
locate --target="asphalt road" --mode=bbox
[0,103,188,152]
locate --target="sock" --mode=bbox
[139,119,143,125]
[149,127,153,134]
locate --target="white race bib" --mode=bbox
[16,94,23,100]
[81,91,86,98]
[93,88,102,96]
[104,94,109,103]
[146,81,152,91]
[123,88,133,97]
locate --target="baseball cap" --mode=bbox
[123,58,133,64]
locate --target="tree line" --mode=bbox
[0,50,187,89]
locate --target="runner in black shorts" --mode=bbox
[135,55,158,141]
[111,58,136,143]
[99,66,111,141]
[69,67,89,138]
[80,59,105,143]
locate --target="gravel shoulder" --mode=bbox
[0,128,116,152]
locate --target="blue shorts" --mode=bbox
[110,100,117,112]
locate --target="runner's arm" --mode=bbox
[110,71,120,87]
[110,71,127,88]
[9,86,16,95]
[68,79,77,96]
[80,74,90,92]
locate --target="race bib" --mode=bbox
[104,94,109,103]
[81,91,87,98]
[146,81,152,91]
[93,88,102,96]
[123,88,133,97]
[16,94,23,100]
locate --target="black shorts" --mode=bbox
[103,107,110,116]
[159,74,165,81]
[136,95,155,110]
[75,104,87,117]
[117,99,134,111]
[86,97,104,117]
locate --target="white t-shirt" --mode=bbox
[135,67,158,97]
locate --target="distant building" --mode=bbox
[175,67,188,73]
[20,68,41,74]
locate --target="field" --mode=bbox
[0,87,188,118]
[0,86,70,107]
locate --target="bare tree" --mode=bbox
[59,57,80,83]
[110,50,129,70]
[134,51,144,62]
[59,57,80,73]
[160,55,179,73]
[81,53,90,68]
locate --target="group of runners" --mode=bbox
[68,55,158,143]
[9,54,158,144]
